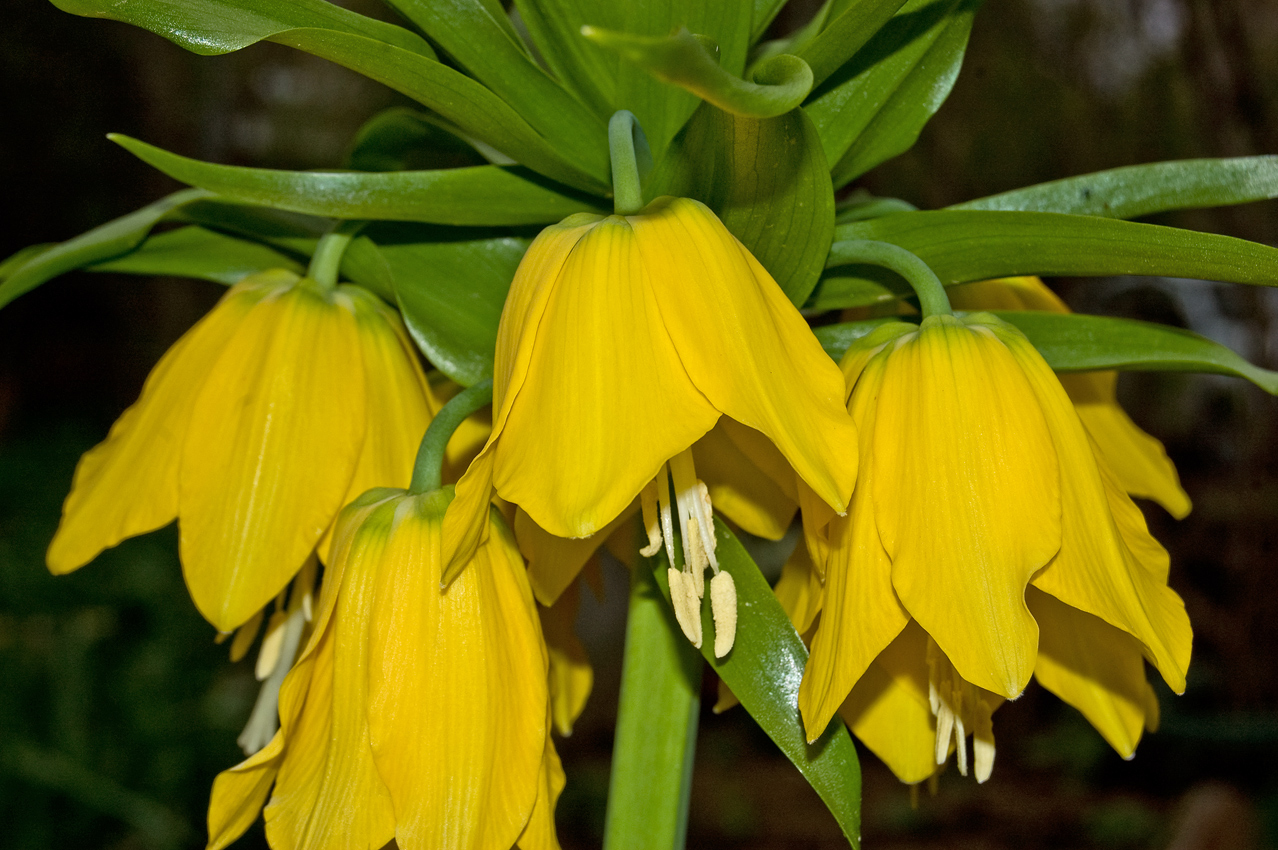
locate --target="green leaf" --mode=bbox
[811,210,1278,310]
[341,225,528,385]
[375,0,608,177]
[513,2,752,162]
[828,0,976,186]
[804,0,972,185]
[111,135,608,226]
[603,562,702,850]
[648,521,861,847]
[798,0,910,88]
[50,0,436,56]
[584,26,813,119]
[0,244,55,278]
[950,156,1278,219]
[0,188,212,310]
[835,191,918,222]
[87,226,304,283]
[649,103,835,307]
[813,312,1278,394]
[345,107,490,172]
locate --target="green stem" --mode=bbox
[827,239,953,318]
[608,111,653,216]
[604,562,702,850]
[409,378,493,494]
[306,221,365,289]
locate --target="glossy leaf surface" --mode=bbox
[814,312,1278,393]
[0,188,212,310]
[798,0,910,87]
[812,210,1278,310]
[89,226,304,283]
[649,520,861,847]
[341,225,529,386]
[951,156,1278,219]
[112,135,608,226]
[649,104,834,307]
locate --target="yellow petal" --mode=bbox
[367,497,547,850]
[518,502,638,607]
[874,316,1060,698]
[692,420,797,541]
[838,622,938,785]
[996,327,1192,693]
[947,276,1070,313]
[772,536,825,636]
[180,281,367,632]
[264,497,399,850]
[1029,587,1150,758]
[316,288,439,564]
[1060,371,1191,519]
[206,731,284,850]
[46,275,282,574]
[801,348,909,740]
[629,197,858,515]
[517,734,566,850]
[493,214,720,538]
[541,581,594,737]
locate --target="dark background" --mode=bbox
[2,0,1277,847]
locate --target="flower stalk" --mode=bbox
[306,220,365,289]
[608,110,652,216]
[827,239,953,318]
[410,377,493,496]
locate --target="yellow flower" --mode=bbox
[443,196,858,651]
[206,487,554,850]
[948,276,1191,518]
[46,269,442,632]
[797,312,1192,779]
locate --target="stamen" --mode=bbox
[668,567,702,648]
[710,571,737,658]
[926,636,997,781]
[228,607,264,663]
[973,699,995,783]
[657,465,677,571]
[640,479,663,557]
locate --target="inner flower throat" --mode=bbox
[640,449,737,658]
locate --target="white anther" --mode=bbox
[710,571,737,658]
[640,479,663,557]
[668,567,702,648]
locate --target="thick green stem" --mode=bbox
[827,239,953,318]
[603,562,702,850]
[409,378,493,494]
[306,221,365,289]
[608,111,653,216]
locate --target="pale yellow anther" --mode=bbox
[668,567,703,648]
[926,636,999,782]
[710,570,737,658]
[640,479,663,557]
[228,607,263,663]
[255,609,288,681]
[657,466,677,571]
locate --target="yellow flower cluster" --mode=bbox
[47,198,1193,847]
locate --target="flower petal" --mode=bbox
[368,499,547,850]
[995,327,1192,693]
[316,289,438,564]
[1029,587,1151,758]
[517,735,566,850]
[180,282,367,631]
[493,215,719,538]
[630,197,858,514]
[837,622,938,785]
[693,419,797,541]
[264,498,398,850]
[801,349,909,741]
[206,732,283,850]
[875,316,1060,698]
[517,502,636,607]
[540,582,594,738]
[46,276,279,574]
[1061,371,1191,519]
[773,537,825,637]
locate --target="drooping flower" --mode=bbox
[797,312,1192,780]
[206,486,553,850]
[46,269,448,632]
[948,276,1190,518]
[443,196,858,653]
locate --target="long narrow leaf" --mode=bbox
[798,0,910,87]
[88,226,304,283]
[649,521,861,847]
[951,156,1278,219]
[111,135,608,226]
[0,188,212,310]
[812,210,1278,309]
[814,312,1278,393]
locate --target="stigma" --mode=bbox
[640,449,737,658]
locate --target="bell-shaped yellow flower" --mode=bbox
[205,487,554,850]
[46,269,441,632]
[443,195,856,562]
[949,276,1191,518]
[798,312,1192,760]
